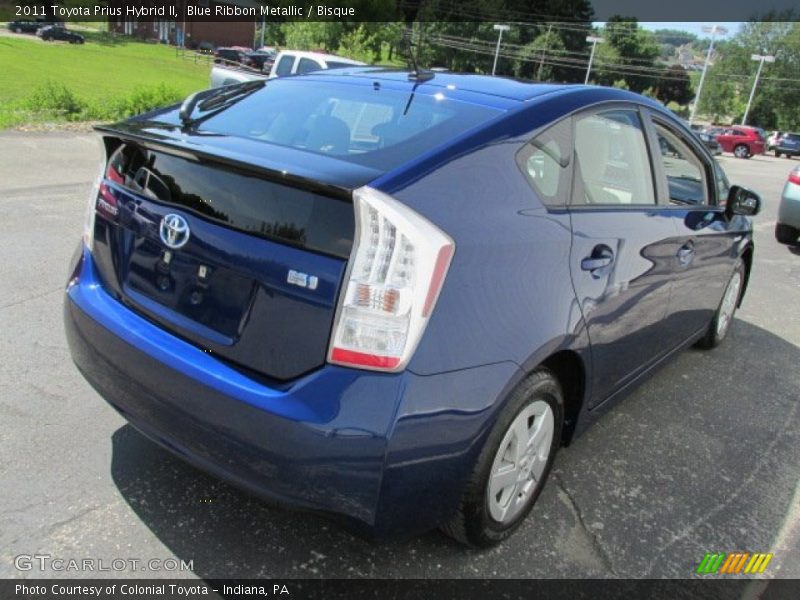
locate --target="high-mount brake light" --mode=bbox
[328,186,455,372]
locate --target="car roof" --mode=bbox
[298,67,577,107]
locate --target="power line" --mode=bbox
[428,37,800,90]
[426,31,800,86]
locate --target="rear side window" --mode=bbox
[516,118,572,207]
[653,123,710,206]
[274,55,294,76]
[572,109,655,206]
[297,57,323,74]
[197,79,502,172]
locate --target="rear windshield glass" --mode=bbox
[196,79,503,171]
[106,144,354,258]
[784,133,800,141]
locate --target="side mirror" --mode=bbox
[726,185,761,217]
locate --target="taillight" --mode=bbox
[83,143,108,250]
[328,186,455,372]
[788,170,800,186]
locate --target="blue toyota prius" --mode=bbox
[65,68,760,546]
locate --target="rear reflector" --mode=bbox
[328,186,454,372]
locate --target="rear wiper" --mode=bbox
[179,80,265,127]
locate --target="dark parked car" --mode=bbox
[8,20,41,34]
[694,131,722,155]
[703,126,727,138]
[716,126,766,158]
[775,132,800,158]
[245,50,276,72]
[37,26,84,44]
[214,47,250,66]
[7,19,61,34]
[65,70,760,547]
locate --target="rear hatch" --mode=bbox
[90,129,376,382]
[88,76,504,380]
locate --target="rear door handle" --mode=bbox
[581,257,613,271]
[581,245,615,275]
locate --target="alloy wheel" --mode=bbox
[487,400,554,524]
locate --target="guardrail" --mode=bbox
[175,48,214,65]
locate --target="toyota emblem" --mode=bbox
[159,213,190,249]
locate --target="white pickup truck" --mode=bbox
[210,50,365,88]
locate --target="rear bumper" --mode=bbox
[65,246,519,538]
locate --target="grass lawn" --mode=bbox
[0,30,211,128]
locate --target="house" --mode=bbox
[108,0,258,49]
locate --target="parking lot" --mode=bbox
[1,130,799,579]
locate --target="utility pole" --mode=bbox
[584,35,604,84]
[536,23,552,81]
[492,24,510,76]
[689,25,728,125]
[742,53,775,125]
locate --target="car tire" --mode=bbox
[776,223,800,245]
[734,144,750,159]
[441,368,563,547]
[775,150,781,158]
[12,27,20,33]
[697,259,745,349]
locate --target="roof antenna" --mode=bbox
[403,28,434,83]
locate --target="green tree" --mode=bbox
[697,20,800,128]
[653,65,694,106]
[603,17,660,93]
[514,29,566,81]
[281,22,344,52]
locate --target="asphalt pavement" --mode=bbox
[1,131,799,579]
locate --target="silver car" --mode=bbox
[776,165,800,245]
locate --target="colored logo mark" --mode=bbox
[696,552,773,575]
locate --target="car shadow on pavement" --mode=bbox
[109,319,800,578]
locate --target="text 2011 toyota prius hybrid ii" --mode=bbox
[65,69,760,547]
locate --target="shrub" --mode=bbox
[111,83,185,118]
[24,81,86,120]
[11,82,186,128]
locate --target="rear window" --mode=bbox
[106,144,355,258]
[196,79,503,171]
[784,133,800,141]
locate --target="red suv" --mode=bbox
[715,126,765,158]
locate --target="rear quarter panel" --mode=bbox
[374,100,591,377]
